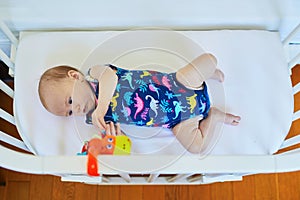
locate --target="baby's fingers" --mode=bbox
[104,123,111,135]
[109,121,116,136]
[104,121,116,136]
[115,123,123,136]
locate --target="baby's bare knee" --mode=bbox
[186,139,203,154]
[201,53,217,65]
[187,145,202,154]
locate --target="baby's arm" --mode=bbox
[171,116,204,154]
[89,65,118,131]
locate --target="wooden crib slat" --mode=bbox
[0,49,14,71]
[147,173,160,183]
[293,82,300,95]
[293,110,300,121]
[0,131,30,152]
[280,135,300,150]
[0,108,15,125]
[166,173,194,182]
[0,79,14,98]
[119,173,131,182]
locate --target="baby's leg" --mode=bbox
[199,108,241,139]
[176,53,218,89]
[172,107,241,154]
[172,116,205,154]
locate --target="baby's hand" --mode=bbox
[91,107,107,132]
[104,122,124,136]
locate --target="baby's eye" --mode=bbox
[68,110,73,116]
[68,97,73,104]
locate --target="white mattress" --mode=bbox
[14,30,294,156]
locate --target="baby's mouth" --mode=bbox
[83,104,87,114]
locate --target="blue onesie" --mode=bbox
[86,65,210,129]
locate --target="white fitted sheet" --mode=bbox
[14,30,294,156]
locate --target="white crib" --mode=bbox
[1,20,300,185]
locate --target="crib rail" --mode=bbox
[2,143,300,184]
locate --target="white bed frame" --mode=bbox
[1,21,300,185]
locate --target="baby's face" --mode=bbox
[44,71,96,116]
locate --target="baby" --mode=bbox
[38,53,241,153]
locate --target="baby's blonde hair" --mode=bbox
[38,65,82,111]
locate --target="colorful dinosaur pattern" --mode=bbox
[85,65,210,129]
[186,93,198,113]
[133,93,144,119]
[111,93,119,111]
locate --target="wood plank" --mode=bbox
[143,185,165,200]
[52,176,75,200]
[0,182,7,199]
[294,93,300,112]
[188,184,211,200]
[5,170,31,182]
[119,185,143,200]
[6,181,30,200]
[255,174,278,200]
[210,182,233,200]
[232,175,255,200]
[74,183,97,200]
[278,171,300,200]
[29,175,53,200]
[291,64,300,86]
[165,185,189,200]
[0,177,5,200]
[0,187,4,200]
[97,185,120,200]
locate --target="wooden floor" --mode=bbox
[0,65,300,200]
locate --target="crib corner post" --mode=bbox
[8,43,17,77]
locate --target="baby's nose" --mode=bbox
[73,104,81,115]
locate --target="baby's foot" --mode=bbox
[198,107,241,143]
[212,107,241,125]
[224,112,241,126]
[210,69,224,82]
[199,108,241,135]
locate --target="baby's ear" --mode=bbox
[67,70,80,79]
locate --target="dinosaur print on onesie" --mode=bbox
[85,65,210,129]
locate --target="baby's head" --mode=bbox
[38,65,96,117]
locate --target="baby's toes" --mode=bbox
[225,114,241,126]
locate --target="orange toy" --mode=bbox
[82,135,131,176]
